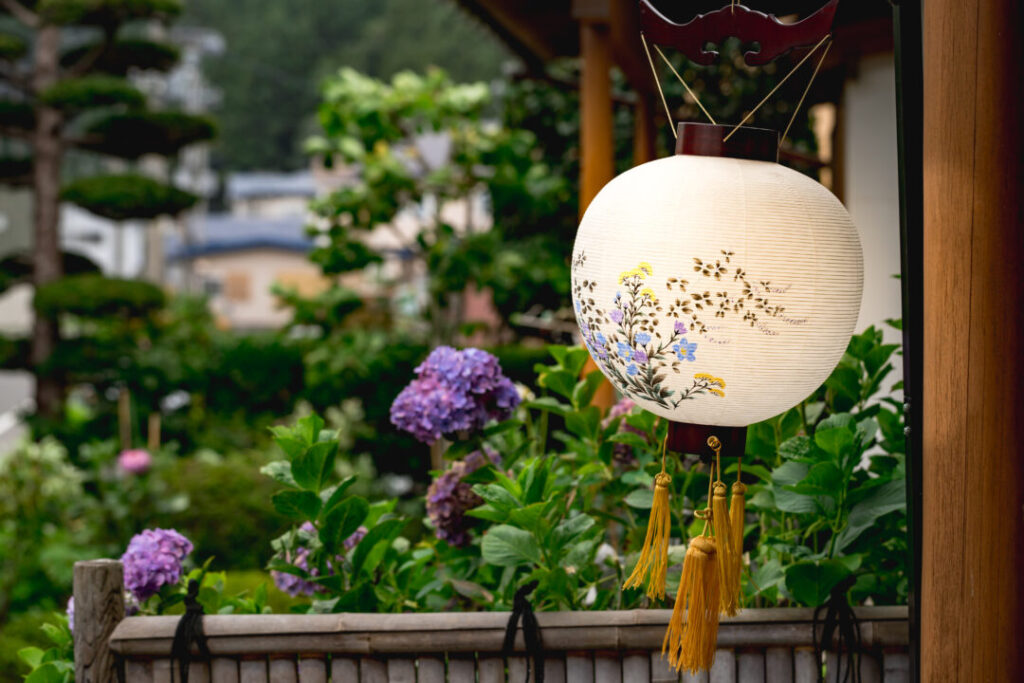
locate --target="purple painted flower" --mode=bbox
[121,529,193,601]
[673,338,698,362]
[426,447,501,547]
[674,320,687,334]
[635,332,651,346]
[610,309,624,324]
[390,347,520,445]
[117,449,152,475]
[633,348,648,365]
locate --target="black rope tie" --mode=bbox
[170,579,210,683]
[813,575,863,683]
[503,580,544,683]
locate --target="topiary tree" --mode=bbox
[0,0,215,417]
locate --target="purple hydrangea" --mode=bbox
[344,527,367,550]
[121,528,193,601]
[390,347,520,444]
[117,449,152,475]
[66,596,74,632]
[272,546,321,597]
[426,447,501,547]
[271,522,367,597]
[602,398,648,465]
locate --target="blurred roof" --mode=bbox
[166,213,311,261]
[226,170,318,202]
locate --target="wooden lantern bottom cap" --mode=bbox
[667,421,748,460]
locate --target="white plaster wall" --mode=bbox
[843,54,903,346]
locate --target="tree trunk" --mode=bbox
[30,24,64,418]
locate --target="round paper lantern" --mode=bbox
[572,123,863,428]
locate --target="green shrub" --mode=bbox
[60,173,198,221]
[60,39,180,74]
[33,273,165,318]
[154,451,289,570]
[0,610,58,683]
[82,111,217,158]
[40,75,145,110]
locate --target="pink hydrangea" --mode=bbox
[117,449,152,475]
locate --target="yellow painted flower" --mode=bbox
[639,287,659,303]
[694,373,727,390]
[708,388,725,397]
[619,263,653,284]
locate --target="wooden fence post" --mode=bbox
[74,559,124,683]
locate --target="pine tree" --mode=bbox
[0,0,215,417]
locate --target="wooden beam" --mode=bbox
[108,607,909,656]
[921,0,1024,679]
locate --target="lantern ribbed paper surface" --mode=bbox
[572,154,863,426]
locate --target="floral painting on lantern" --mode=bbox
[572,250,800,410]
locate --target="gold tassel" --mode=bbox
[712,481,739,616]
[623,471,672,600]
[728,479,747,610]
[662,535,721,673]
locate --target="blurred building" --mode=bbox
[164,132,497,332]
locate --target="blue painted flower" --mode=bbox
[596,332,607,345]
[635,332,651,346]
[627,364,639,376]
[610,309,624,324]
[673,338,698,362]
[633,348,648,364]
[575,300,581,312]
[617,342,633,360]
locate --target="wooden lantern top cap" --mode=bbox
[674,122,779,163]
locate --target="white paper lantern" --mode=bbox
[571,124,863,427]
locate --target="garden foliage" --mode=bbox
[265,329,906,614]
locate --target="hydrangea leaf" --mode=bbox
[321,497,369,555]
[291,440,338,493]
[480,525,542,567]
[271,490,322,521]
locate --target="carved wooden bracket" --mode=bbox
[638,0,839,66]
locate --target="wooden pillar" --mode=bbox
[921,0,1024,679]
[633,92,657,165]
[576,3,617,412]
[74,559,125,683]
[577,11,614,213]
